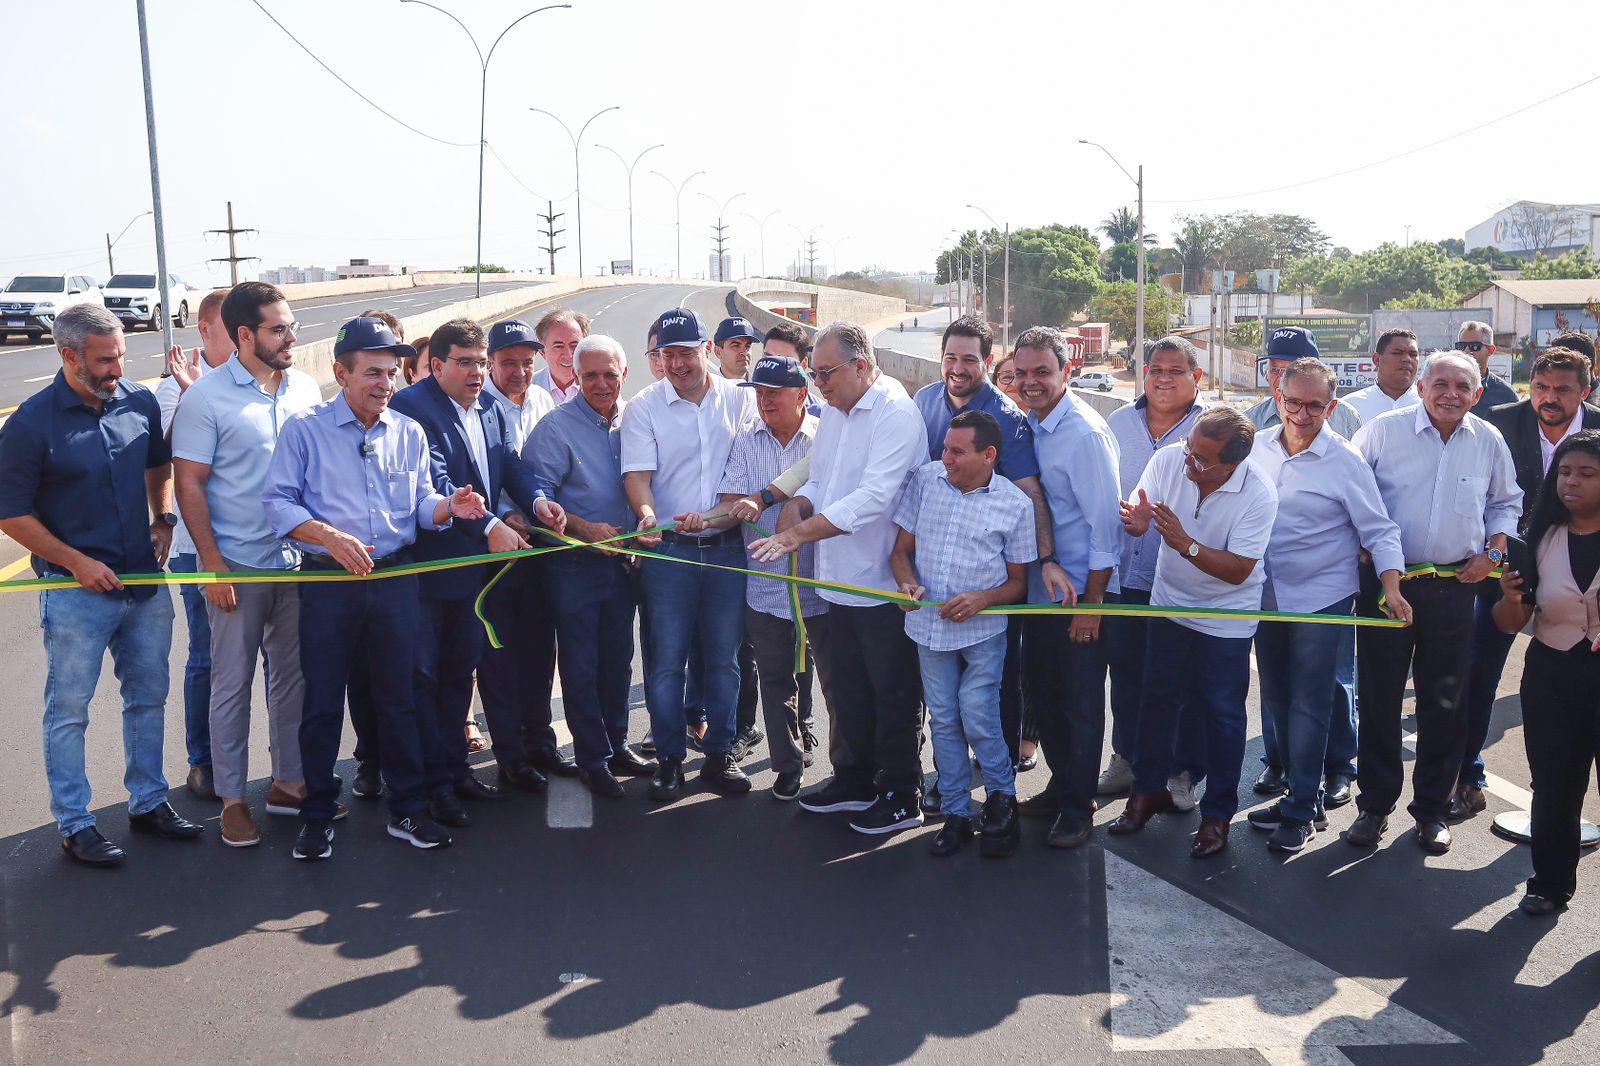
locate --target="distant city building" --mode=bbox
[1465,202,1600,259]
[260,265,336,285]
[337,259,411,279]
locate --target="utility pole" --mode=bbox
[135,0,175,352]
[205,201,257,285]
[709,219,729,281]
[538,200,566,277]
[805,236,820,281]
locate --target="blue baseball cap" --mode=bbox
[1265,325,1319,361]
[487,318,543,354]
[653,307,708,348]
[715,316,762,345]
[738,354,808,389]
[334,316,416,361]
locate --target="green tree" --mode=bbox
[461,262,511,273]
[1518,248,1600,279]
[1103,241,1144,281]
[1099,206,1140,245]
[1289,242,1492,310]
[939,224,1102,329]
[1089,280,1181,344]
[1173,217,1223,292]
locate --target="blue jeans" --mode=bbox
[169,553,212,768]
[920,631,1011,817]
[40,587,175,836]
[639,539,746,761]
[1132,618,1253,820]
[549,551,637,770]
[1461,583,1516,791]
[1254,598,1353,825]
[1260,620,1358,780]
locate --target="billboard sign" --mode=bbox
[1263,315,1372,356]
[1254,354,1378,391]
[610,260,633,275]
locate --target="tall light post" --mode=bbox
[967,204,1011,352]
[401,1,570,297]
[106,210,152,278]
[597,142,662,274]
[1079,140,1144,396]
[652,169,704,278]
[820,236,850,280]
[699,191,745,282]
[134,0,176,354]
[740,208,781,278]
[531,104,619,277]
[788,223,823,280]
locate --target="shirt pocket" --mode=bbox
[1453,475,1488,520]
[386,466,419,514]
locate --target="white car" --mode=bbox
[102,272,192,331]
[0,273,104,344]
[1071,370,1115,392]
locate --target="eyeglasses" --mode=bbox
[809,355,863,383]
[448,356,489,371]
[251,322,299,338]
[1454,340,1489,353]
[1182,439,1225,474]
[1280,397,1329,416]
[994,370,1016,385]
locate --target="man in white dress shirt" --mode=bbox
[1340,328,1421,426]
[1245,359,1412,854]
[1347,351,1522,855]
[750,321,930,836]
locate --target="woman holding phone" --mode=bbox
[1494,430,1600,916]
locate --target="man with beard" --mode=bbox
[172,282,323,847]
[0,304,202,865]
[1457,320,1518,415]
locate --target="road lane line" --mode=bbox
[546,777,593,829]
[22,374,51,382]
[0,556,34,581]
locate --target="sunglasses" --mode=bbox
[1454,340,1489,353]
[809,355,863,383]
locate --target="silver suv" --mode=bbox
[0,274,105,344]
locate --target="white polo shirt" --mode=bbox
[1340,383,1419,426]
[1135,442,1279,638]
[619,373,753,526]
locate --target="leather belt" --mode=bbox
[659,528,741,548]
[301,550,413,572]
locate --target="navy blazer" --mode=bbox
[390,376,541,599]
[1485,398,1600,532]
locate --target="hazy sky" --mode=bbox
[5,0,1597,289]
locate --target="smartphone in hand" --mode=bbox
[1505,534,1536,604]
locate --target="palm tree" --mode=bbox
[1098,206,1140,246]
[1173,217,1224,293]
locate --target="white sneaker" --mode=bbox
[1167,771,1198,812]
[1096,754,1133,796]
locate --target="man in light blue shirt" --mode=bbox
[260,316,486,861]
[172,281,322,847]
[1009,327,1124,849]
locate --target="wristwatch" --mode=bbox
[1486,547,1505,564]
[1186,540,1201,558]
[758,488,778,508]
[157,511,178,527]
[1037,553,1059,568]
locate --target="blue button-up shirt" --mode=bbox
[1106,395,1206,591]
[893,461,1037,651]
[261,393,448,560]
[1028,388,1123,600]
[525,393,630,531]
[0,372,170,598]
[171,355,322,569]
[913,379,1040,482]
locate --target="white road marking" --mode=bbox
[546,777,593,830]
[22,374,52,382]
[1104,851,1461,1054]
[1259,1049,1358,1066]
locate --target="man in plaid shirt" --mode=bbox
[890,409,1036,858]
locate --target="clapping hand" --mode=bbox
[1120,488,1154,535]
[166,344,201,390]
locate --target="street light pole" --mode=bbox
[531,104,620,277]
[966,204,1011,351]
[134,0,175,354]
[1079,140,1146,397]
[106,210,152,278]
[699,191,745,282]
[402,2,570,297]
[653,170,704,278]
[597,142,662,274]
[741,208,780,277]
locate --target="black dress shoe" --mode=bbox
[1046,813,1092,849]
[580,767,627,799]
[1019,793,1060,819]
[701,752,752,795]
[650,757,685,802]
[499,760,548,793]
[1415,819,1452,855]
[128,802,204,839]
[1446,785,1487,823]
[428,793,471,828]
[1254,765,1289,795]
[527,748,581,778]
[607,747,656,777]
[1520,892,1565,916]
[62,826,125,866]
[930,816,975,857]
[1324,774,1353,809]
[979,793,1021,858]
[1344,811,1387,848]
[455,774,508,802]
[920,774,942,816]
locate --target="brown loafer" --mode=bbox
[1191,815,1230,858]
[1107,790,1177,835]
[221,803,260,848]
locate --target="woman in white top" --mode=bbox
[1494,430,1600,916]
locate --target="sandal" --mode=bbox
[465,720,489,754]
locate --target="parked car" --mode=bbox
[1071,370,1115,392]
[102,273,192,330]
[0,274,104,344]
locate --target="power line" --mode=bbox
[247,0,476,148]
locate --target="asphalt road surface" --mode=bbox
[0,283,1597,1063]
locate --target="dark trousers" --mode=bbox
[1461,581,1517,790]
[1131,617,1253,820]
[1022,605,1113,821]
[416,595,486,796]
[349,658,379,769]
[299,574,426,822]
[169,553,213,769]
[477,556,559,767]
[810,602,925,795]
[1105,586,1151,758]
[1355,569,1477,823]
[1522,638,1600,903]
[548,552,637,770]
[999,616,1035,767]
[746,606,822,775]
[737,637,759,733]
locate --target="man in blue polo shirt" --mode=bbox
[913,315,1065,810]
[0,304,204,866]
